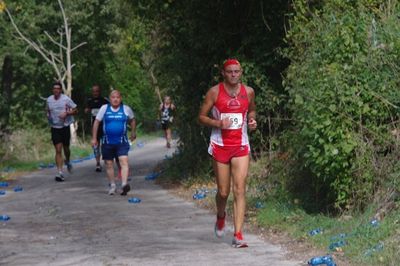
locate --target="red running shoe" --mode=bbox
[232,231,248,248]
[214,212,226,238]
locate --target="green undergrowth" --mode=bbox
[254,199,399,266]
[246,153,400,266]
[0,126,161,176]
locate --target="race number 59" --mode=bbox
[220,113,243,129]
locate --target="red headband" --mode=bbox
[223,59,240,69]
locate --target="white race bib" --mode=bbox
[220,113,243,130]
[91,108,100,116]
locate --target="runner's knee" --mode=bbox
[104,160,114,168]
[233,184,246,198]
[217,190,230,200]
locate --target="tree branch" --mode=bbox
[44,31,67,50]
[71,42,87,52]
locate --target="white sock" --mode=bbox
[122,182,127,187]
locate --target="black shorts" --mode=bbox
[51,126,71,146]
[92,117,104,142]
[161,122,169,130]
[97,124,104,142]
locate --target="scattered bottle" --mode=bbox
[330,233,347,241]
[329,240,346,251]
[193,192,206,200]
[13,186,23,192]
[364,242,384,256]
[0,190,5,195]
[0,215,10,221]
[309,228,323,236]
[136,141,145,148]
[145,172,160,180]
[128,197,141,203]
[255,201,264,209]
[370,219,379,227]
[308,255,337,266]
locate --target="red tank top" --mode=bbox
[210,83,249,146]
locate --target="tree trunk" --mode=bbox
[1,55,13,133]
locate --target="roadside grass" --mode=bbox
[246,153,400,266]
[254,198,399,265]
[0,128,89,176]
[0,127,161,177]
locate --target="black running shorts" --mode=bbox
[51,126,71,145]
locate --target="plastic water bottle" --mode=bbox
[128,197,141,203]
[308,255,337,266]
[0,190,5,195]
[13,186,23,192]
[329,240,346,251]
[0,182,9,187]
[0,215,10,221]
[136,141,145,148]
[370,219,379,227]
[92,145,100,157]
[145,173,159,180]
[330,233,347,240]
[309,228,323,236]
[364,242,384,256]
[193,192,206,200]
[255,201,264,209]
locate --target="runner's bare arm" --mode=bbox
[246,86,257,130]
[198,86,231,129]
[91,119,100,146]
[67,108,78,115]
[129,118,137,141]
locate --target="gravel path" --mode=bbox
[0,138,301,266]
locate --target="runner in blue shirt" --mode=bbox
[91,90,136,195]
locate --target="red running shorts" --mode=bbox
[208,143,250,164]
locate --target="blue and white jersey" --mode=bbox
[95,104,135,144]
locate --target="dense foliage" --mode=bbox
[284,0,400,210]
[131,0,290,176]
[0,0,158,133]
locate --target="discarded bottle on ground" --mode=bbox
[13,186,23,192]
[308,255,337,266]
[0,215,10,221]
[329,240,346,251]
[0,190,5,195]
[193,192,206,200]
[128,197,141,203]
[255,201,264,209]
[309,228,323,236]
[370,219,379,227]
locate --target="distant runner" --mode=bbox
[159,96,176,148]
[46,81,78,182]
[91,90,136,195]
[198,59,257,248]
[85,84,109,172]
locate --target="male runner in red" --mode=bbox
[198,59,257,248]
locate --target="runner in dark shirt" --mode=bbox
[85,84,109,172]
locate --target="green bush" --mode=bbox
[284,0,400,210]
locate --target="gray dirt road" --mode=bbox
[0,138,301,266]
